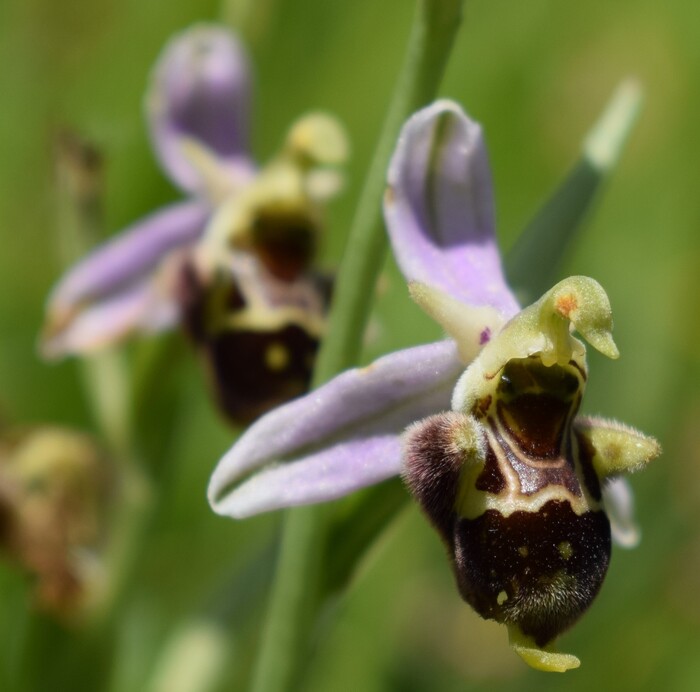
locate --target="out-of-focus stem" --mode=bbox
[220,0,276,46]
[53,131,134,464]
[53,131,151,621]
[313,0,464,380]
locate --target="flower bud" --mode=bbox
[0,426,112,617]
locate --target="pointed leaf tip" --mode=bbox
[584,79,643,172]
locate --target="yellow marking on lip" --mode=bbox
[265,343,290,371]
[558,541,573,560]
[497,591,508,605]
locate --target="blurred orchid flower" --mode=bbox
[41,24,347,362]
[209,101,660,670]
[178,252,331,423]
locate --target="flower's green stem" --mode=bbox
[250,3,465,691]
[314,0,465,379]
[52,131,153,623]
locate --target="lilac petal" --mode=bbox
[602,477,641,549]
[41,280,178,358]
[47,201,208,320]
[384,100,519,318]
[209,339,463,518]
[215,430,403,518]
[147,24,254,193]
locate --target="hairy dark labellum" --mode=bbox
[177,260,330,424]
[404,357,611,646]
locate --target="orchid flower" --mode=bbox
[41,24,347,363]
[208,101,660,670]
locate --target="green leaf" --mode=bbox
[506,79,643,305]
[321,478,408,597]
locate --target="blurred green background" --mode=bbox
[1,0,699,690]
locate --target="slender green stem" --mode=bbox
[250,505,324,692]
[220,0,277,47]
[52,131,152,622]
[313,0,464,380]
[250,3,464,691]
[53,132,138,466]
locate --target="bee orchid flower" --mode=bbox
[42,24,347,362]
[208,101,660,670]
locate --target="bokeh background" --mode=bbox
[1,0,699,690]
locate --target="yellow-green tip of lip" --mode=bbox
[508,626,581,673]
